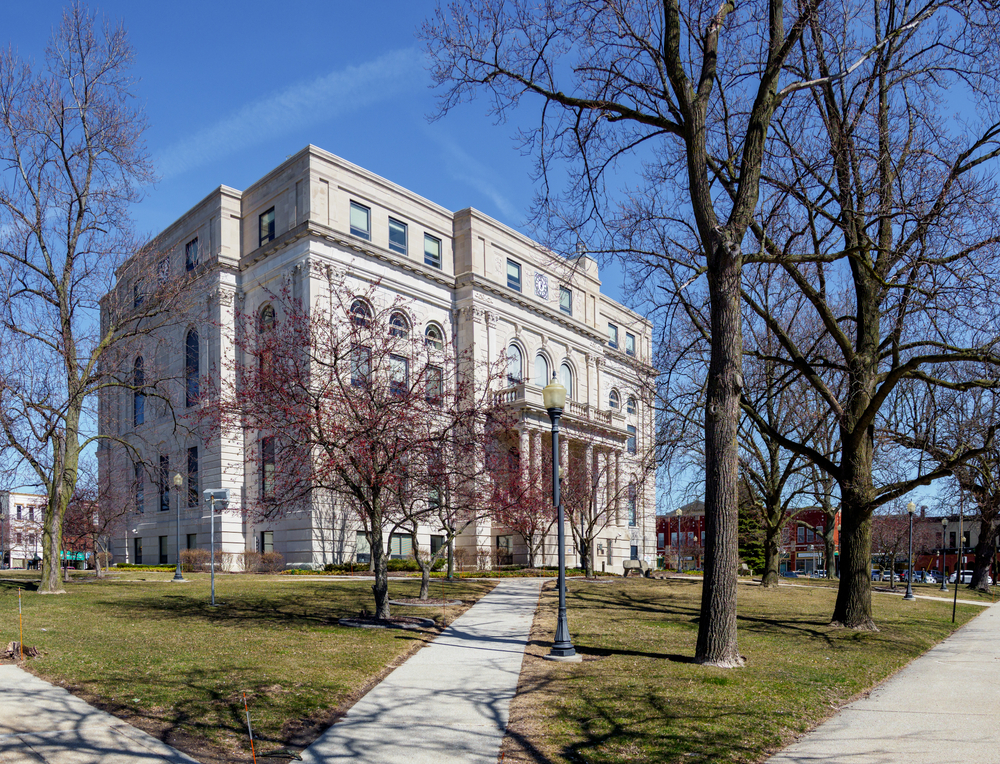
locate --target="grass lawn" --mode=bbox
[502,576,986,764]
[0,571,494,762]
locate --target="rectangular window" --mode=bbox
[798,526,806,544]
[355,530,371,564]
[261,437,275,498]
[671,532,677,546]
[426,365,443,405]
[806,527,815,542]
[560,286,572,315]
[259,207,275,246]
[29,507,34,521]
[27,533,35,546]
[625,332,636,356]
[627,425,636,454]
[185,237,199,271]
[134,464,144,512]
[16,533,22,545]
[630,545,639,560]
[628,485,637,526]
[15,505,21,520]
[159,535,168,565]
[608,323,619,349]
[388,533,413,559]
[430,535,445,555]
[950,531,956,548]
[428,487,442,511]
[134,537,142,565]
[424,234,441,269]
[388,218,407,255]
[349,201,371,240]
[157,257,170,284]
[506,259,521,291]
[133,281,144,309]
[187,446,199,507]
[351,345,371,387]
[260,530,274,554]
[389,354,409,397]
[159,455,169,512]
[186,533,197,550]
[658,532,665,547]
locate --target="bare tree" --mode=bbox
[730,0,1000,628]
[890,385,1000,591]
[0,7,193,594]
[422,0,934,664]
[203,282,515,619]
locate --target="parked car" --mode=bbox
[782,571,801,578]
[872,570,882,581]
[948,571,994,585]
[880,570,898,582]
[914,571,939,584]
[810,570,828,578]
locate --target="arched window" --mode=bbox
[627,396,637,415]
[534,354,549,386]
[609,389,620,410]
[133,356,145,427]
[425,323,444,350]
[560,362,574,400]
[507,344,523,386]
[350,299,371,327]
[389,312,409,338]
[185,330,200,408]
[258,304,276,332]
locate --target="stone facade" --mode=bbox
[99,145,656,572]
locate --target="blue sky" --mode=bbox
[10,1,630,295]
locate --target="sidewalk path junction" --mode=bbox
[0,664,199,763]
[767,598,1000,764]
[0,577,542,764]
[300,577,542,764]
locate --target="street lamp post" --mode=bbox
[940,517,948,592]
[903,501,916,601]
[543,375,579,662]
[675,508,682,573]
[171,473,186,583]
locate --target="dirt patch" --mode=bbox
[388,597,462,606]
[338,616,435,630]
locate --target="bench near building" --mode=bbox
[98,145,656,571]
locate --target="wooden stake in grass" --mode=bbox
[243,691,257,764]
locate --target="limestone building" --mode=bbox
[99,145,655,571]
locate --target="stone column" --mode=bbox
[614,450,623,526]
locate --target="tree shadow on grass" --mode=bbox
[0,579,40,592]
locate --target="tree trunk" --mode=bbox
[823,526,838,579]
[760,528,781,588]
[369,523,390,619]
[969,524,997,592]
[696,244,744,667]
[832,506,876,630]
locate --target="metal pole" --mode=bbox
[940,519,948,592]
[172,477,185,582]
[546,407,576,660]
[904,511,915,600]
[210,495,216,607]
[952,512,963,623]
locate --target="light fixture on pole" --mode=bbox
[542,374,579,662]
[204,489,230,607]
[903,501,916,601]
[940,517,948,591]
[171,474,186,583]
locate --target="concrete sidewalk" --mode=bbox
[767,599,1000,763]
[300,577,542,764]
[0,664,199,764]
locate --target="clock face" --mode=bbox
[535,272,549,299]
